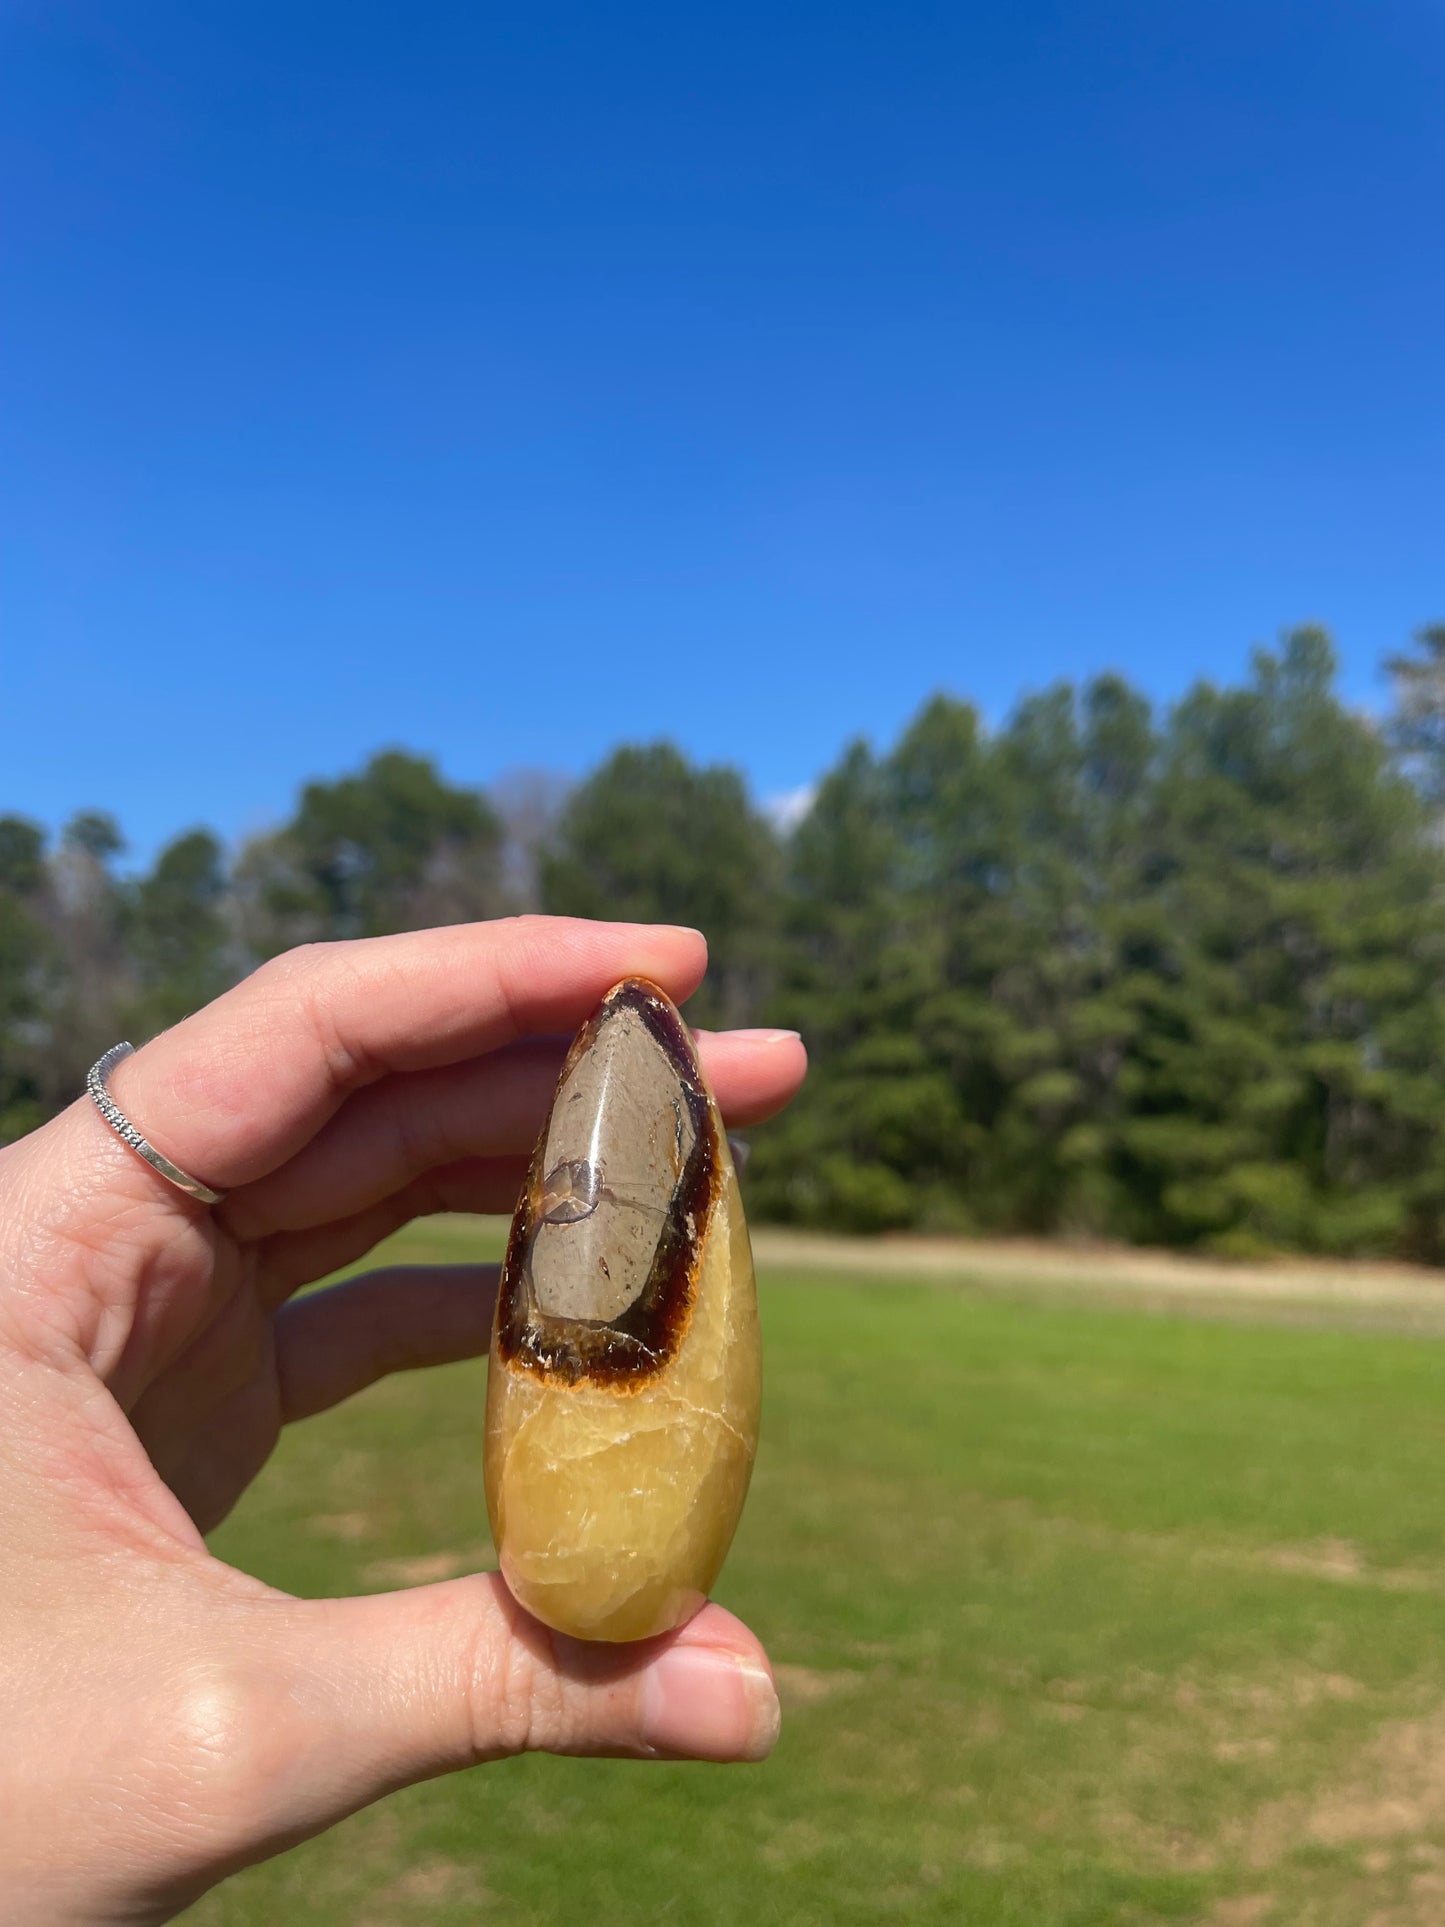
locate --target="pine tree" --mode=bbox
[541,744,780,1030]
[125,830,232,1037]
[0,816,55,1142]
[236,749,506,955]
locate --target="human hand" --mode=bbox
[0,918,806,1926]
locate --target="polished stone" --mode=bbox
[484,977,761,1642]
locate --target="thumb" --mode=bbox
[245,1574,780,1842]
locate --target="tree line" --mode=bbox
[7,625,1445,1259]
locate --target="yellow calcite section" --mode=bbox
[484,1138,760,1643]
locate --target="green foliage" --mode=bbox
[0,815,53,1139]
[1103,629,1445,1256]
[540,742,781,1028]
[62,809,124,862]
[753,627,1445,1254]
[237,749,506,954]
[0,816,46,895]
[124,829,231,1035]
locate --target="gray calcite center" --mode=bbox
[527,1004,699,1324]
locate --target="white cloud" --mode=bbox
[763,783,817,834]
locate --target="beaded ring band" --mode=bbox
[86,1043,228,1206]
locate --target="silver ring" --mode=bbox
[86,1043,227,1206]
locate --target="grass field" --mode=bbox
[193,1220,1445,1926]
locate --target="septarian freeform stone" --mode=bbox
[484,978,761,1642]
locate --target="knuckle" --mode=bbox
[289,956,379,1091]
[253,941,326,990]
[463,1591,572,1759]
[519,1648,572,1753]
[470,1618,537,1757]
[129,1657,281,1840]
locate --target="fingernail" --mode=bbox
[640,1646,781,1762]
[660,925,707,942]
[726,1028,802,1044]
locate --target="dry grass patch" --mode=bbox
[772,1662,863,1707]
[1204,1898,1276,1926]
[1303,1706,1445,1848]
[356,1855,492,1923]
[309,1512,371,1541]
[361,1547,491,1585]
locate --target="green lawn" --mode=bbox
[195,1222,1445,1926]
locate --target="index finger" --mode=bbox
[103,918,709,1191]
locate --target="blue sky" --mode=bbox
[3,1,1443,863]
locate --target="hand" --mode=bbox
[0,918,806,1926]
